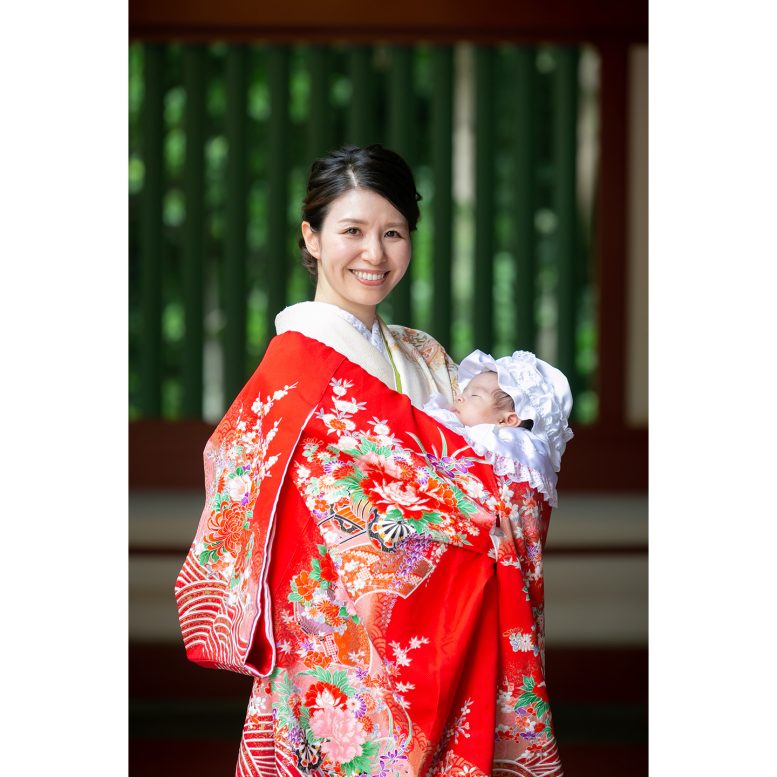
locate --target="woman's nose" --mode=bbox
[361,235,384,263]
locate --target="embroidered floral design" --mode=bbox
[193,383,298,590]
[201,501,247,563]
[384,636,429,709]
[376,749,411,777]
[309,705,367,762]
[495,675,554,747]
[270,665,387,776]
[289,545,361,635]
[291,379,490,559]
[427,698,478,774]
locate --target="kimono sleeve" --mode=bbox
[174,333,345,677]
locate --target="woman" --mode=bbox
[176,145,564,776]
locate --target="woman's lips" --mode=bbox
[351,269,388,285]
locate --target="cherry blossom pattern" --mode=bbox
[384,637,429,710]
[427,699,477,775]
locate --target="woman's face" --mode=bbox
[301,188,411,327]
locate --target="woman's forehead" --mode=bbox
[326,188,406,224]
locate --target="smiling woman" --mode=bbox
[176,144,565,776]
[274,144,456,405]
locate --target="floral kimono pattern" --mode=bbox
[175,332,563,776]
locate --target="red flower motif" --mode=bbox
[303,652,332,669]
[307,461,325,478]
[316,600,342,624]
[204,503,246,557]
[293,570,319,600]
[304,681,347,711]
[397,461,416,482]
[323,415,356,434]
[319,553,338,583]
[423,478,458,512]
[329,462,350,478]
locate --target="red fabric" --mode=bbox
[176,332,563,776]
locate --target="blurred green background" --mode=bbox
[129,42,600,425]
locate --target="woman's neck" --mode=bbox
[312,294,377,330]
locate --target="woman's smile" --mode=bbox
[350,269,389,284]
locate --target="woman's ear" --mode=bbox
[301,222,320,259]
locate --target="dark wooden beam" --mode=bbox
[129,1,648,43]
[129,419,214,489]
[596,43,630,427]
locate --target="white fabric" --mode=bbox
[274,302,454,409]
[422,393,561,507]
[329,306,388,357]
[457,349,573,472]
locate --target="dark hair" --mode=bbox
[486,371,534,430]
[299,144,422,278]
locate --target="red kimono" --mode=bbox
[175,332,563,776]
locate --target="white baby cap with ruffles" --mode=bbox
[457,350,574,472]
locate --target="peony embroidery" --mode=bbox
[304,681,348,712]
[309,706,367,763]
[364,478,435,515]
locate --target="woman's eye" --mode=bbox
[385,229,403,238]
[344,227,360,235]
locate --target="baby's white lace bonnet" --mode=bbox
[457,349,574,472]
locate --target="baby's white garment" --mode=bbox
[422,393,561,507]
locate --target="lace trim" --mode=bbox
[486,450,559,508]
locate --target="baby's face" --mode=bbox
[453,372,506,427]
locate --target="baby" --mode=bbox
[423,350,574,507]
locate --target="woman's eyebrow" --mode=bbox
[335,218,405,228]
